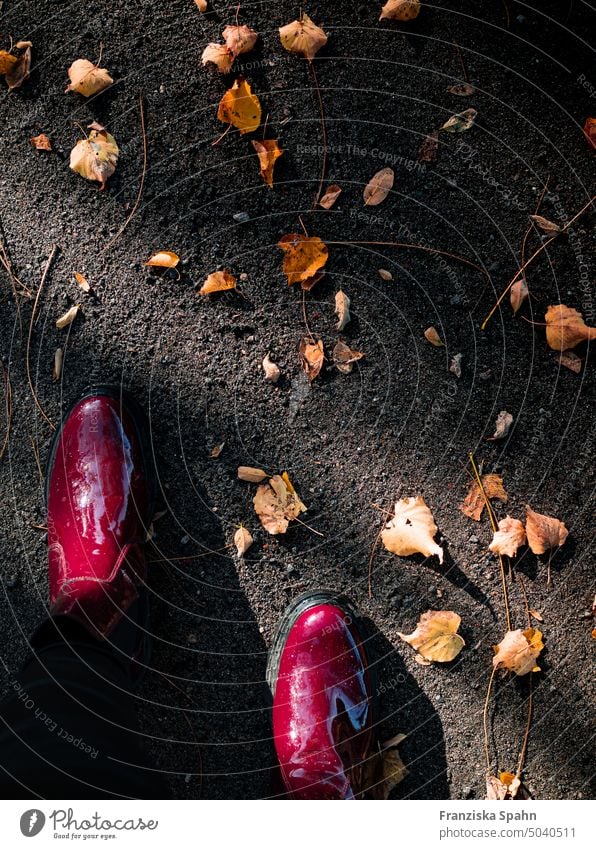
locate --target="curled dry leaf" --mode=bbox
[262,353,281,383]
[201,43,234,74]
[56,304,80,330]
[279,13,327,61]
[237,465,267,483]
[492,627,544,675]
[398,610,465,663]
[378,268,393,281]
[223,25,258,57]
[447,82,476,96]
[583,117,596,150]
[424,326,443,346]
[70,123,119,189]
[252,139,283,187]
[217,77,261,134]
[209,442,225,458]
[319,184,342,209]
[559,350,582,373]
[487,410,513,441]
[525,505,568,554]
[66,59,113,96]
[486,775,508,801]
[253,472,307,535]
[5,41,32,90]
[530,214,561,236]
[199,269,236,295]
[363,733,407,800]
[234,526,253,557]
[418,130,439,164]
[363,167,394,206]
[299,337,325,382]
[489,516,526,558]
[74,272,90,292]
[53,348,63,382]
[381,496,444,563]
[278,234,328,289]
[545,304,596,351]
[334,290,351,331]
[145,250,180,269]
[510,276,528,314]
[333,340,364,374]
[30,133,52,151]
[449,353,462,378]
[441,108,477,133]
[380,0,421,21]
[460,473,508,521]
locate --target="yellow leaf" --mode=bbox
[253,473,307,535]
[70,123,119,189]
[525,505,568,554]
[56,304,80,329]
[30,133,52,151]
[278,233,328,289]
[545,304,596,351]
[381,496,444,563]
[398,610,465,662]
[234,526,253,557]
[217,76,261,134]
[380,0,421,21]
[237,466,268,483]
[252,139,283,187]
[299,337,325,382]
[319,184,342,209]
[222,25,258,57]
[334,290,351,331]
[424,326,443,346]
[66,59,113,96]
[492,628,544,676]
[363,167,394,206]
[145,250,180,269]
[198,269,237,296]
[489,516,526,558]
[460,474,508,521]
[279,13,327,61]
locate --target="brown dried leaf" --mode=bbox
[447,82,476,96]
[510,276,528,315]
[487,410,513,441]
[56,304,80,329]
[334,290,351,331]
[424,326,443,346]
[145,250,180,269]
[332,340,364,374]
[489,516,526,558]
[217,77,261,134]
[201,43,234,74]
[299,337,324,382]
[363,167,394,206]
[530,609,543,622]
[278,234,328,288]
[53,348,63,382]
[363,733,407,800]
[460,474,508,521]
[378,268,393,281]
[252,139,283,187]
[398,610,465,663]
[559,350,582,373]
[319,184,342,209]
[441,108,477,133]
[66,59,113,96]
[5,41,31,90]
[0,51,17,75]
[70,123,119,189]
[381,496,444,563]
[279,13,327,61]
[237,466,268,483]
[253,472,307,535]
[380,0,421,21]
[525,505,568,554]
[30,133,52,151]
[530,214,561,235]
[234,526,253,556]
[262,353,281,383]
[199,269,237,296]
[492,627,543,675]
[545,304,596,351]
[223,25,258,57]
[418,130,439,163]
[209,442,225,458]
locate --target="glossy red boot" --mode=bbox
[267,591,375,799]
[46,387,155,642]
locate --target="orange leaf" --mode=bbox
[363,167,394,206]
[30,133,52,151]
[279,13,327,61]
[217,77,261,134]
[299,337,324,382]
[583,117,596,150]
[145,250,180,269]
[5,41,31,90]
[278,234,328,289]
[252,139,283,187]
[73,272,91,292]
[0,50,17,75]
[198,269,237,296]
[424,326,443,346]
[545,304,596,351]
[380,0,421,20]
[460,474,508,521]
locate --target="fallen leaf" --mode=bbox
[30,133,52,151]
[378,268,393,281]
[262,353,281,383]
[278,234,328,289]
[73,271,90,292]
[333,340,364,374]
[530,214,561,236]
[525,505,568,554]
[209,442,225,458]
[545,304,596,351]
[363,733,407,800]
[201,42,234,74]
[510,276,528,314]
[380,0,421,21]
[441,108,477,133]
[217,77,261,134]
[145,250,180,269]
[252,139,283,187]
[492,627,543,675]
[223,25,258,57]
[489,516,526,558]
[486,775,508,800]
[487,410,513,441]
[56,304,80,329]
[319,184,342,209]
[460,474,508,521]
[334,290,351,331]
[363,167,394,206]
[66,58,113,96]
[449,353,462,378]
[418,130,439,163]
[279,13,327,61]
[237,466,268,483]
[253,472,307,535]
[381,496,444,563]
[53,348,63,382]
[234,526,253,557]
[70,122,119,189]
[447,82,476,96]
[195,0,207,9]
[199,269,237,295]
[5,41,31,90]
[299,337,325,382]
[583,117,596,150]
[0,51,17,75]
[398,610,465,662]
[530,609,543,622]
[424,326,443,346]
[559,350,582,373]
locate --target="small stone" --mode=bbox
[233,212,250,224]
[286,565,297,576]
[181,534,190,545]
[469,534,479,544]
[5,575,18,589]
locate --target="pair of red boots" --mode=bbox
[46,388,374,799]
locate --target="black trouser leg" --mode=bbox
[0,617,169,799]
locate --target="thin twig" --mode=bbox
[26,245,58,431]
[453,40,469,83]
[483,666,497,773]
[301,288,315,341]
[518,178,550,290]
[293,515,324,537]
[481,194,595,330]
[309,60,326,208]
[0,358,12,460]
[104,93,147,250]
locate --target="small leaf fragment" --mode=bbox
[279,13,328,61]
[195,0,208,11]
[449,353,462,378]
[380,0,421,21]
[234,526,253,557]
[30,133,52,151]
[252,139,283,187]
[424,326,443,346]
[332,340,364,374]
[418,129,439,163]
[5,41,31,90]
[381,496,444,563]
[363,167,394,206]
[199,269,237,296]
[489,516,526,558]
[145,250,180,269]
[378,268,393,281]
[53,348,63,382]
[398,610,465,663]
[56,304,80,329]
[510,276,528,315]
[262,353,281,383]
[319,184,342,209]
[299,337,325,382]
[487,410,513,441]
[525,505,568,555]
[237,466,268,483]
[447,82,476,96]
[583,116,596,150]
[74,271,90,292]
[209,442,225,458]
[559,350,582,373]
[334,290,351,331]
[66,59,113,96]
[530,214,561,236]
[202,42,234,74]
[441,108,477,133]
